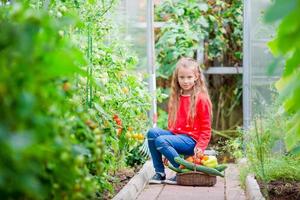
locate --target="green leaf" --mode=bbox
[267,56,282,75]
[88,0,96,4]
[276,71,300,104]
[285,116,300,150]
[275,11,300,54]
[284,48,300,76]
[275,75,291,93]
[264,0,297,23]
[288,144,300,156]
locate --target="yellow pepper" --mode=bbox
[202,156,218,168]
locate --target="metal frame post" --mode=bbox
[147,0,157,127]
[243,0,251,132]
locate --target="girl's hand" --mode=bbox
[194,147,203,158]
[163,157,169,166]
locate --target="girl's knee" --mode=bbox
[154,136,168,149]
[147,128,159,139]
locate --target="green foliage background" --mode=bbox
[155,0,243,77]
[239,105,300,188]
[0,0,150,199]
[266,0,300,151]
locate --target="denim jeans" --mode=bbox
[147,127,196,174]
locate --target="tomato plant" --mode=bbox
[0,0,151,199]
[0,2,97,199]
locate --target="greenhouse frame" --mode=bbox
[1,0,299,199]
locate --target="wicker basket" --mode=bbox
[176,171,217,186]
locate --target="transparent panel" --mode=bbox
[115,0,148,72]
[128,0,148,71]
[249,0,282,120]
[250,0,275,41]
[251,42,281,77]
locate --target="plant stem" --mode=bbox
[254,116,269,199]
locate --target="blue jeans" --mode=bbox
[147,127,196,174]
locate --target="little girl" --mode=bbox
[147,57,212,184]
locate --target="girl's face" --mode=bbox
[177,66,198,94]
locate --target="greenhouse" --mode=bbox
[0,0,300,199]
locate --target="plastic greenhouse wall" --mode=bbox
[243,0,282,130]
[115,0,157,126]
[115,0,148,71]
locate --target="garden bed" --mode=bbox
[258,180,300,200]
[103,165,143,200]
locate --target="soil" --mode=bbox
[258,180,300,200]
[102,165,143,200]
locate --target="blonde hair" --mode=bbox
[168,57,212,127]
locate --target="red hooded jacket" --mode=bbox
[168,93,212,151]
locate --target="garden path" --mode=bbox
[136,164,245,200]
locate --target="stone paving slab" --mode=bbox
[136,184,163,200]
[136,165,175,200]
[157,176,225,200]
[136,163,246,200]
[225,164,247,200]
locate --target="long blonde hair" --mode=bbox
[168,57,212,127]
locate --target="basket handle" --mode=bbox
[192,155,197,172]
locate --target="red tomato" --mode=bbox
[179,165,185,169]
[116,119,122,126]
[195,158,201,165]
[185,156,194,163]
